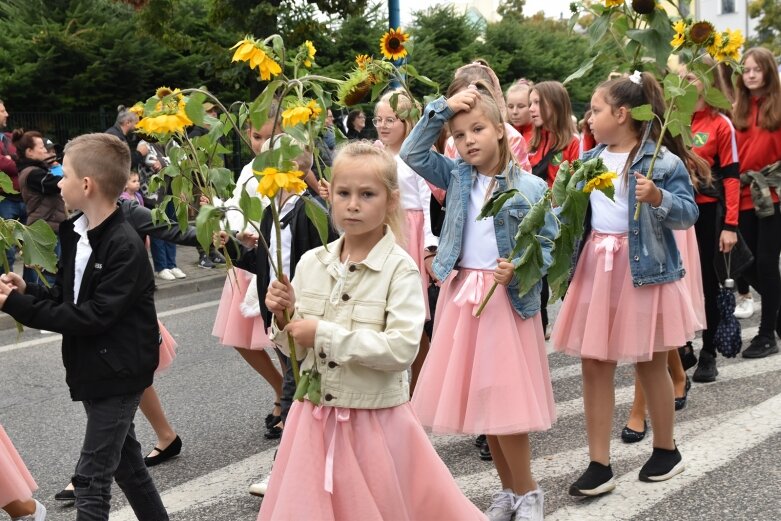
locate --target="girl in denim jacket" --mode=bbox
[550,72,700,497]
[400,82,557,521]
[258,142,484,521]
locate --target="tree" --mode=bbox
[748,0,781,55]
[497,0,526,23]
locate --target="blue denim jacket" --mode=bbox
[578,142,699,286]
[400,97,558,319]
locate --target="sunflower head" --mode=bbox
[605,0,624,7]
[128,103,145,118]
[355,54,372,70]
[689,21,715,45]
[631,0,655,14]
[303,40,316,67]
[155,86,173,98]
[380,27,410,61]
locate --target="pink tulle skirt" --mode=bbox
[411,269,556,435]
[257,401,486,521]
[0,425,37,507]
[156,320,177,375]
[674,228,706,330]
[403,209,431,320]
[212,268,271,350]
[551,233,700,363]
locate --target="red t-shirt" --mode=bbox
[513,123,535,148]
[691,109,740,228]
[528,129,580,187]
[735,96,781,211]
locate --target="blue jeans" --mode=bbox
[73,392,168,521]
[0,199,26,270]
[150,203,177,272]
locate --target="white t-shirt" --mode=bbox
[73,214,93,304]
[267,195,299,282]
[590,149,631,234]
[459,174,500,269]
[395,156,438,249]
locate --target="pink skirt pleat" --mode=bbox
[403,209,431,320]
[674,228,706,330]
[0,425,37,507]
[257,401,486,521]
[551,233,700,363]
[211,268,272,350]
[411,269,556,435]
[155,320,177,375]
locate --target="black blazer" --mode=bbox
[4,206,159,401]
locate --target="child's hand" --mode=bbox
[318,179,330,201]
[199,195,210,206]
[423,254,439,283]
[634,173,663,206]
[284,319,318,349]
[446,87,481,114]
[0,272,25,295]
[266,276,295,321]
[494,258,515,286]
[236,231,258,249]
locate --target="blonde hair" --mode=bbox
[331,141,406,246]
[64,133,130,199]
[377,89,420,139]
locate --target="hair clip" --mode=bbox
[629,70,643,85]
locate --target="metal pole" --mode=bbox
[388,0,402,88]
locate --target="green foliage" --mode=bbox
[497,0,527,23]
[749,0,781,54]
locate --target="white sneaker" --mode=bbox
[734,295,754,319]
[248,473,271,497]
[170,267,187,279]
[485,490,517,521]
[12,499,47,520]
[156,269,176,281]
[514,489,544,521]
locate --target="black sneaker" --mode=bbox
[210,251,226,264]
[639,446,684,482]
[198,253,215,269]
[475,434,487,447]
[742,335,779,359]
[479,442,493,461]
[692,350,718,383]
[569,461,615,497]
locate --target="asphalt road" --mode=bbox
[1,288,780,521]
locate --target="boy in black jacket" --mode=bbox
[0,133,168,521]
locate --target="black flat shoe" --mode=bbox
[265,402,282,429]
[675,376,690,411]
[264,422,283,440]
[479,442,493,461]
[144,435,182,467]
[678,342,697,371]
[54,488,75,502]
[621,421,647,443]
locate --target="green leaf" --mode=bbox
[518,195,549,236]
[194,204,222,254]
[478,189,518,219]
[552,160,573,206]
[564,55,598,85]
[587,14,611,49]
[17,220,58,273]
[238,187,264,226]
[185,92,207,126]
[626,27,672,67]
[249,79,284,131]
[293,371,310,401]
[515,240,543,297]
[0,172,17,195]
[704,85,732,111]
[631,104,655,122]
[208,167,235,198]
[303,197,331,249]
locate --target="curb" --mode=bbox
[0,273,225,332]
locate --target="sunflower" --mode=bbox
[355,54,372,70]
[689,21,715,45]
[255,167,308,198]
[303,40,316,68]
[605,0,624,7]
[631,0,655,14]
[135,91,193,136]
[721,29,744,61]
[380,27,409,61]
[231,37,282,81]
[706,31,724,60]
[583,171,618,193]
[281,99,321,128]
[128,102,145,118]
[671,20,687,48]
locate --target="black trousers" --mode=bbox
[694,203,722,356]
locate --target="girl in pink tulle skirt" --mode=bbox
[0,425,46,519]
[550,73,704,497]
[258,142,485,520]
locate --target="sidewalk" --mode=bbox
[0,244,226,331]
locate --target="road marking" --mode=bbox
[0,301,219,354]
[111,447,278,521]
[547,392,781,520]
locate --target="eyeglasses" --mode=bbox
[372,117,399,128]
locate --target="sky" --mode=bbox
[398,0,576,24]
